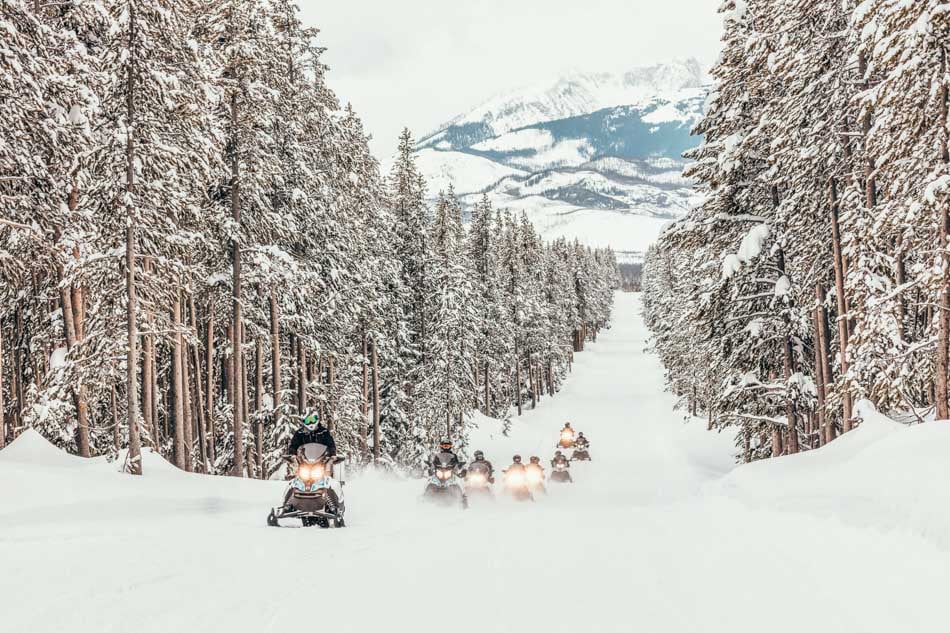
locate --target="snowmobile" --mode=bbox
[464,461,494,498]
[549,460,572,483]
[525,462,546,495]
[502,467,534,502]
[423,452,468,508]
[571,437,590,462]
[557,428,576,449]
[267,443,346,528]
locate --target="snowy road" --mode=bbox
[2,292,949,633]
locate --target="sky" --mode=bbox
[298,0,723,164]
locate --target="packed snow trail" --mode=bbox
[3,292,950,633]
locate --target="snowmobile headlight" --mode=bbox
[310,464,325,480]
[298,465,312,481]
[437,469,451,481]
[507,472,524,486]
[526,469,542,483]
[468,472,485,484]
[561,430,573,440]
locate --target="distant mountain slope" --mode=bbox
[416,59,707,262]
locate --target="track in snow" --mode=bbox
[2,292,949,633]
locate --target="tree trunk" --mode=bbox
[360,323,369,455]
[483,361,490,415]
[205,301,216,466]
[297,339,306,414]
[816,285,836,444]
[124,6,143,475]
[181,300,194,472]
[936,48,950,421]
[270,287,281,424]
[812,301,827,447]
[371,336,381,462]
[829,178,853,429]
[515,344,523,416]
[229,91,244,478]
[255,338,264,478]
[172,291,186,469]
[189,294,208,472]
[111,379,120,451]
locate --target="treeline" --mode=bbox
[643,0,949,461]
[0,0,619,475]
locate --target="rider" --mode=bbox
[558,421,575,447]
[575,432,590,449]
[429,439,463,475]
[526,456,545,485]
[288,412,337,457]
[551,450,570,468]
[469,450,495,483]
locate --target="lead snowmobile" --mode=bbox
[423,451,468,508]
[557,423,576,449]
[267,443,346,528]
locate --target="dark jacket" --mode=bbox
[470,458,494,477]
[288,424,337,457]
[429,450,462,473]
[552,455,570,468]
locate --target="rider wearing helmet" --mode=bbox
[575,432,590,449]
[551,450,570,468]
[429,439,463,475]
[526,455,545,483]
[507,454,526,473]
[470,449,495,483]
[288,412,337,457]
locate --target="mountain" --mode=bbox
[415,59,707,262]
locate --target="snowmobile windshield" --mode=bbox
[298,443,329,464]
[470,462,490,474]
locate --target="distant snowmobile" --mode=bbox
[550,452,573,483]
[557,423,576,449]
[572,433,591,461]
[502,456,534,502]
[464,460,494,498]
[424,452,468,508]
[267,443,346,528]
[525,457,546,495]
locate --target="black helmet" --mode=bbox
[512,454,522,463]
[439,439,453,451]
[564,422,572,428]
[578,432,585,437]
[529,456,540,464]
[474,450,484,460]
[555,450,562,457]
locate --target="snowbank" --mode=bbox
[714,400,950,550]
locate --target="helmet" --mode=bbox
[529,456,540,464]
[578,432,585,438]
[512,454,522,464]
[439,439,453,451]
[474,450,484,460]
[303,413,320,430]
[564,422,572,428]
[555,450,562,457]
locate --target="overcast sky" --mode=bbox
[298,1,723,163]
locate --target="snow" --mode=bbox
[3,294,949,632]
[722,253,742,278]
[471,128,554,152]
[427,59,707,139]
[774,274,791,297]
[49,346,68,370]
[738,223,770,262]
[506,138,594,171]
[414,148,526,195]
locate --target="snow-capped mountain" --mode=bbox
[416,59,707,262]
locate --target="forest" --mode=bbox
[643,0,950,460]
[0,0,619,476]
